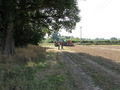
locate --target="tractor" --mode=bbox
[54,39,74,47]
[66,40,74,46]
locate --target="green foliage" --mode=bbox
[0,0,80,47]
[45,35,77,43]
[65,36,74,39]
[110,37,117,40]
[45,35,120,45]
[51,32,61,41]
[77,40,120,45]
[46,38,55,43]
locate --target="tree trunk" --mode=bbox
[1,39,5,54]
[3,24,15,56]
[2,13,15,56]
[1,0,16,56]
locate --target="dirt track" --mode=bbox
[61,51,102,90]
[48,45,120,90]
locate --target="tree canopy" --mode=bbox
[0,0,80,55]
[51,32,61,41]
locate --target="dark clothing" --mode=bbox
[61,41,64,49]
[61,41,64,45]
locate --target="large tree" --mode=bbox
[0,0,80,55]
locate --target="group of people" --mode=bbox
[57,41,64,50]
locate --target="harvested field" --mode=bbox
[49,45,120,90]
[65,45,120,89]
[69,45,120,63]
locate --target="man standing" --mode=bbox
[56,41,60,49]
[58,42,60,49]
[61,41,64,49]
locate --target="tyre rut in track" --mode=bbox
[60,51,102,90]
[47,46,120,89]
[62,50,120,90]
[74,52,120,80]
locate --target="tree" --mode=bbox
[110,37,117,40]
[0,0,80,55]
[51,32,61,41]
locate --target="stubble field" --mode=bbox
[69,45,120,63]
[66,45,120,89]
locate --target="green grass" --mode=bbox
[0,64,68,90]
[58,62,66,69]
[0,45,73,90]
[37,74,68,90]
[40,42,54,47]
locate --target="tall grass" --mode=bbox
[0,45,72,90]
[16,45,46,62]
[0,45,46,90]
[0,45,46,63]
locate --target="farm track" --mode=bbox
[61,50,120,90]
[47,46,120,90]
[73,52,120,81]
[61,51,102,90]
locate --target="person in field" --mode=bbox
[55,41,60,49]
[58,42,60,50]
[61,41,64,49]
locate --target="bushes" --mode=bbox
[77,40,120,45]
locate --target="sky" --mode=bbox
[59,0,120,39]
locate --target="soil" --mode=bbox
[46,45,120,90]
[69,45,120,63]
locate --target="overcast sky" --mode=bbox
[60,0,120,39]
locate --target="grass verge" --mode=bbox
[0,45,73,90]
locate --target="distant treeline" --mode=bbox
[44,37,120,45]
[44,33,120,45]
[76,40,120,45]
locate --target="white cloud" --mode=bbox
[60,0,120,39]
